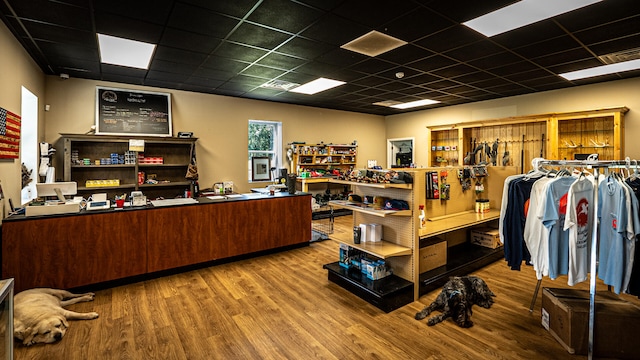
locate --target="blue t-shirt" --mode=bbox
[541,176,576,279]
[598,177,628,294]
[503,176,539,270]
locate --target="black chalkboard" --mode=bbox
[95,87,172,137]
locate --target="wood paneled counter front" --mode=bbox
[1,193,311,292]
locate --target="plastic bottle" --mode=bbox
[419,205,426,229]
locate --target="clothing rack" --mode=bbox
[525,157,636,360]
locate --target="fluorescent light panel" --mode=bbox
[463,0,603,37]
[98,34,156,69]
[390,99,440,109]
[290,78,345,95]
[559,58,640,80]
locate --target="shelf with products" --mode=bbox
[289,143,357,175]
[427,107,627,171]
[58,134,197,200]
[323,170,418,312]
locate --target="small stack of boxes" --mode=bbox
[339,244,392,280]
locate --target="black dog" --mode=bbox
[415,275,495,328]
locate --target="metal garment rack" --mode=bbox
[525,157,635,360]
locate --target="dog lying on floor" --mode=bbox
[415,275,495,328]
[14,288,99,346]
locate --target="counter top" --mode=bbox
[4,191,310,222]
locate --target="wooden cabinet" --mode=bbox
[2,194,311,292]
[146,196,312,272]
[427,107,627,171]
[2,211,148,291]
[58,134,197,200]
[289,143,357,175]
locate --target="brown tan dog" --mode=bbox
[14,288,99,346]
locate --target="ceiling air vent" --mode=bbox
[260,80,300,91]
[598,47,640,65]
[341,31,407,57]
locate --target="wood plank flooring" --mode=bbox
[13,215,640,359]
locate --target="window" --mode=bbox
[248,120,282,181]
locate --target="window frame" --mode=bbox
[248,120,282,182]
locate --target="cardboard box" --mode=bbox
[470,227,501,249]
[541,288,640,358]
[419,239,447,273]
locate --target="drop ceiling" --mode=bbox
[1,0,639,115]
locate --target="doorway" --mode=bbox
[387,137,414,168]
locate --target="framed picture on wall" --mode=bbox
[251,157,271,181]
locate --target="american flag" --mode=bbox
[0,107,21,159]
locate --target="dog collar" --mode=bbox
[449,290,461,298]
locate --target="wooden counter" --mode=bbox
[1,193,311,292]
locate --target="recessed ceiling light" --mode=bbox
[559,58,640,80]
[290,78,345,95]
[390,99,440,109]
[98,33,156,69]
[463,0,603,37]
[341,31,407,57]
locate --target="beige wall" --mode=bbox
[0,21,45,216]
[43,77,386,193]
[385,77,640,168]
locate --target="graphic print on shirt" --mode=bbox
[575,198,589,252]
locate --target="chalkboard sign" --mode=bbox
[95,86,172,137]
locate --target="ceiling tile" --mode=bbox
[248,0,323,33]
[381,7,455,42]
[415,25,484,53]
[159,28,221,53]
[95,13,164,43]
[214,42,268,63]
[332,0,419,28]
[300,14,369,46]
[168,2,239,38]
[425,0,519,23]
[178,0,261,18]
[227,22,292,50]
[93,0,174,25]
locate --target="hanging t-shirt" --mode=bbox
[625,177,640,297]
[541,176,576,280]
[500,174,525,244]
[598,177,629,294]
[621,181,640,292]
[503,176,540,270]
[563,176,594,286]
[523,177,552,280]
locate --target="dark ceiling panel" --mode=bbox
[299,14,369,46]
[381,7,455,42]
[178,0,261,18]
[10,0,92,30]
[159,28,221,53]
[227,22,291,50]
[415,25,484,53]
[425,0,519,23]
[247,0,323,34]
[1,0,638,115]
[168,2,240,38]
[332,0,419,28]
[95,13,165,43]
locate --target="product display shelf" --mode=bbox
[416,208,503,297]
[427,107,627,170]
[58,133,197,200]
[328,200,411,217]
[419,209,500,238]
[289,143,357,175]
[418,243,504,297]
[324,175,418,312]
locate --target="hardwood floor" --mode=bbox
[14,215,639,359]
